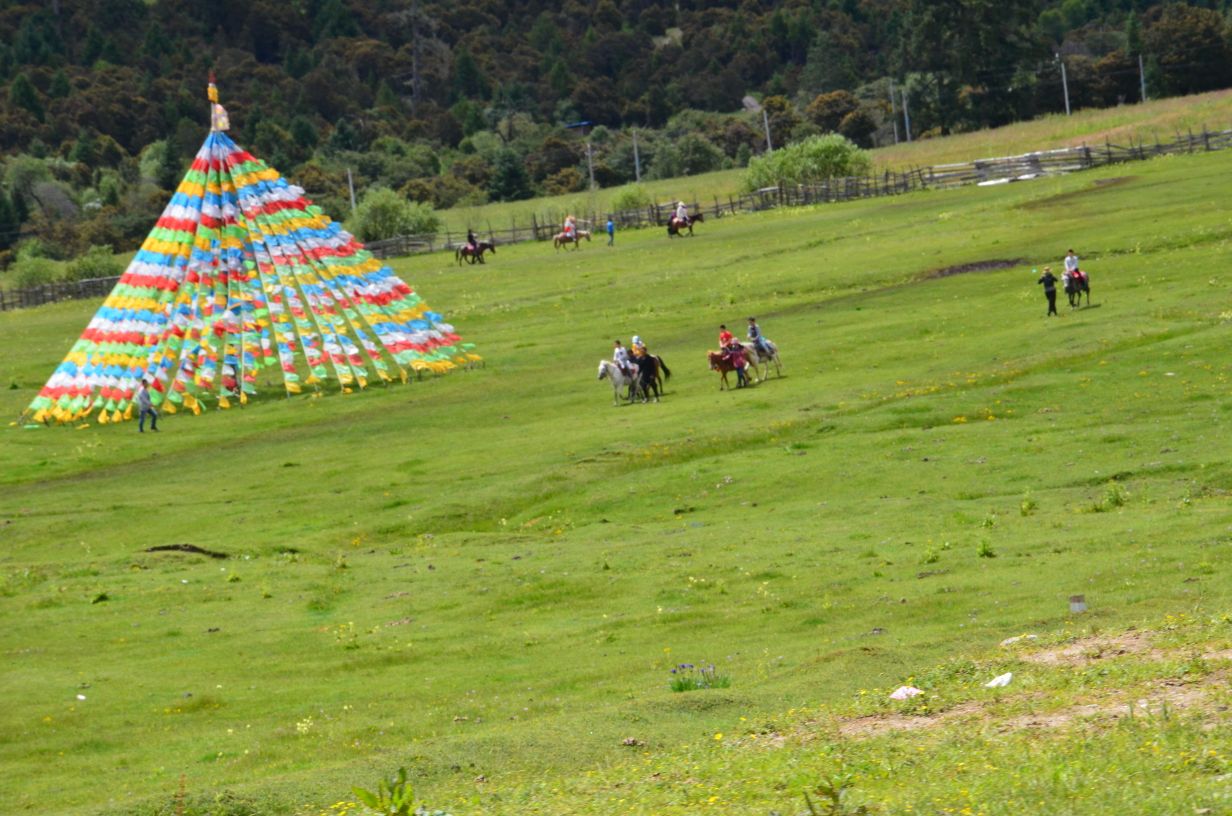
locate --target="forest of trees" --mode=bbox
[2,0,1232,265]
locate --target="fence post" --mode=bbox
[1203,126,1211,151]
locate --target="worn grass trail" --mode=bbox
[1,150,1231,815]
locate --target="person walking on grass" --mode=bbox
[136,378,158,432]
[1038,266,1058,317]
[606,216,615,246]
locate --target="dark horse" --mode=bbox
[456,241,496,265]
[667,212,704,238]
[644,354,672,395]
[1065,271,1090,307]
[632,354,661,403]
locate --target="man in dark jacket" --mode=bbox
[1037,266,1058,317]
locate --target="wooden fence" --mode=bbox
[4,126,1232,312]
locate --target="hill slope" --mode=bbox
[2,148,1232,814]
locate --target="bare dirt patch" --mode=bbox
[922,258,1024,279]
[1015,630,1160,666]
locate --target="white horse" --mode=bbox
[597,360,638,405]
[742,341,782,382]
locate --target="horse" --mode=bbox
[632,354,664,403]
[1065,271,1090,307]
[667,212,704,238]
[741,340,782,381]
[597,360,638,405]
[456,241,496,265]
[707,349,752,390]
[554,229,591,250]
[648,354,671,394]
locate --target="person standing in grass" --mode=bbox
[606,216,615,246]
[1038,266,1059,317]
[136,378,158,432]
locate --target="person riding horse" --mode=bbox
[747,317,771,355]
[466,229,478,254]
[612,339,635,378]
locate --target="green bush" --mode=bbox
[8,255,59,288]
[345,187,442,242]
[742,134,872,191]
[610,184,653,212]
[66,245,123,281]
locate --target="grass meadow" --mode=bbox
[2,146,1232,815]
[439,88,1232,234]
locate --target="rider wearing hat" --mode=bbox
[674,200,688,229]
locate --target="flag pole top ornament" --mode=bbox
[208,72,229,132]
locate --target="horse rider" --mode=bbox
[674,200,688,229]
[1064,248,1080,278]
[718,324,734,348]
[747,317,769,355]
[612,339,635,378]
[466,228,478,254]
[631,334,647,358]
[563,214,577,241]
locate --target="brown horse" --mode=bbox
[707,349,750,390]
[554,229,591,250]
[667,212,704,238]
[456,240,496,265]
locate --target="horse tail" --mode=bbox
[657,355,672,379]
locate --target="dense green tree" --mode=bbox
[156,139,181,192]
[1142,4,1232,95]
[487,149,532,201]
[9,74,45,122]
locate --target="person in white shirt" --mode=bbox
[1064,249,1079,275]
[612,340,635,376]
[675,200,688,226]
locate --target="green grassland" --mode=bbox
[2,147,1232,816]
[440,88,1232,235]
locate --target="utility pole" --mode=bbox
[585,138,595,191]
[632,129,642,182]
[1057,54,1071,116]
[410,0,421,117]
[1138,53,1148,103]
[901,88,912,143]
[762,108,773,152]
[888,79,900,144]
[346,168,357,213]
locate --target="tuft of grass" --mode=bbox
[669,663,732,692]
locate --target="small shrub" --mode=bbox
[610,183,653,212]
[1020,491,1038,516]
[976,541,996,559]
[919,547,940,565]
[669,663,731,692]
[1094,482,1129,512]
[8,254,58,288]
[980,512,997,529]
[66,244,123,281]
[345,187,441,242]
[742,134,872,192]
[353,767,415,816]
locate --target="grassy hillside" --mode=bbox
[2,147,1232,816]
[440,88,1232,234]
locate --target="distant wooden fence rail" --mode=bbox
[4,127,1231,312]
